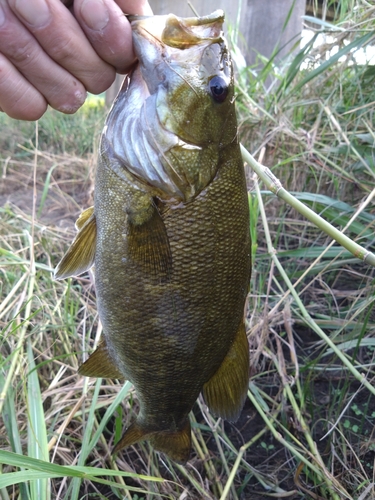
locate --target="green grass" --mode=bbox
[1,3,375,499]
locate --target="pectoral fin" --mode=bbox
[78,338,124,379]
[75,206,94,230]
[203,321,249,422]
[54,209,96,280]
[113,418,191,464]
[127,200,172,278]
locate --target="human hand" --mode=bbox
[0,0,152,120]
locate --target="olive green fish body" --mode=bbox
[95,140,249,423]
[55,10,251,463]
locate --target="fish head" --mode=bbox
[131,10,235,147]
[104,11,239,203]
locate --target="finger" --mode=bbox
[74,0,135,73]
[0,1,87,114]
[115,0,153,15]
[73,0,153,74]
[8,0,115,94]
[0,53,47,120]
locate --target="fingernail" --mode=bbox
[14,0,50,27]
[80,0,109,31]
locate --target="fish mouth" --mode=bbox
[128,10,225,49]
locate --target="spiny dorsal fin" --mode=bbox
[75,206,94,230]
[78,338,124,379]
[203,321,249,422]
[127,201,172,278]
[113,418,191,464]
[54,211,96,280]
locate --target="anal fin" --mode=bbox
[54,208,96,280]
[203,321,249,422]
[78,338,124,379]
[113,418,191,464]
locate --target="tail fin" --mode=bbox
[113,419,191,464]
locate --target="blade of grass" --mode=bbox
[27,340,50,500]
[241,144,375,266]
[87,381,133,452]
[0,372,30,500]
[67,377,136,499]
[37,163,58,218]
[291,31,374,94]
[0,478,10,500]
[301,15,346,30]
[0,451,163,489]
[0,471,161,496]
[278,32,320,93]
[69,377,102,500]
[323,104,375,179]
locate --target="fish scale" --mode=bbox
[55,10,251,463]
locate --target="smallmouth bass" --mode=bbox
[55,10,251,463]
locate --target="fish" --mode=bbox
[55,9,251,464]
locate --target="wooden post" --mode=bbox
[238,0,306,66]
[148,0,306,65]
[148,0,243,22]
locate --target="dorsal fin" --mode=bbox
[54,210,96,280]
[78,338,124,379]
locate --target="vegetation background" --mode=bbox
[1,0,375,499]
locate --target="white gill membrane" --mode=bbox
[104,67,187,199]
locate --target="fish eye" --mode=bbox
[209,76,228,103]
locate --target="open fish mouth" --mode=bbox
[128,10,225,49]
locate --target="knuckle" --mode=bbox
[46,34,75,64]
[7,39,37,67]
[0,21,40,69]
[85,69,115,94]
